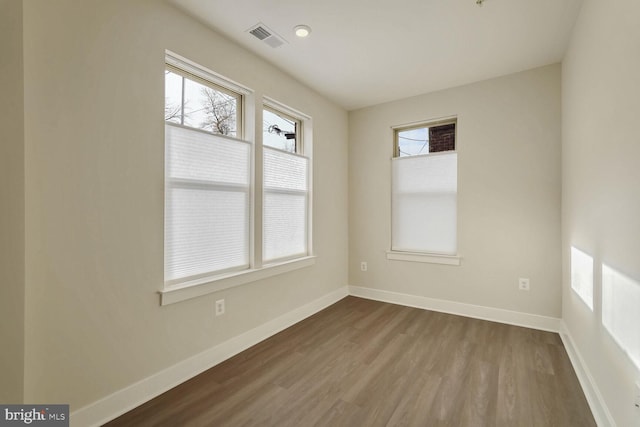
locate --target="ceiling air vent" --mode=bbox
[249,26,271,40]
[247,23,286,48]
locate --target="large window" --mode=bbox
[164,60,251,286]
[163,53,313,296]
[262,102,309,263]
[390,119,458,257]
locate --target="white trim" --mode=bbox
[71,286,349,427]
[391,149,458,161]
[263,96,311,121]
[165,50,252,96]
[559,322,616,427]
[348,286,561,332]
[160,256,316,305]
[260,98,313,261]
[386,251,461,266]
[391,115,458,131]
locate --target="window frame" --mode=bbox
[165,52,249,137]
[165,64,243,138]
[387,117,461,266]
[394,117,457,158]
[261,97,313,265]
[163,54,252,288]
[161,51,315,305]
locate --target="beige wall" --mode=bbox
[349,64,562,317]
[562,0,640,425]
[0,0,26,404]
[21,0,348,410]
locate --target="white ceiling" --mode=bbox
[171,0,583,110]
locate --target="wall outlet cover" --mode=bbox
[215,299,225,316]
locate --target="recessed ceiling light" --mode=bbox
[294,25,311,38]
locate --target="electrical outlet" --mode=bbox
[215,299,225,316]
[518,278,530,291]
[360,261,368,272]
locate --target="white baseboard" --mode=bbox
[71,286,349,427]
[348,285,561,332]
[72,285,613,427]
[559,322,616,427]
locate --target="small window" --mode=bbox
[391,118,458,256]
[263,107,300,153]
[396,122,455,156]
[165,67,241,138]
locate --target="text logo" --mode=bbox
[0,405,68,427]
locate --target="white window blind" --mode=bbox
[263,147,308,263]
[165,124,250,284]
[391,152,457,255]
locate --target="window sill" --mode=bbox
[159,256,316,306]
[386,251,461,266]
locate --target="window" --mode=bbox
[164,59,250,286]
[262,101,310,263]
[396,122,455,156]
[162,53,314,302]
[263,107,299,153]
[164,68,241,137]
[390,119,458,258]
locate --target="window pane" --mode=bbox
[165,70,183,123]
[263,108,297,152]
[398,127,429,156]
[397,123,455,156]
[429,123,455,152]
[183,77,237,137]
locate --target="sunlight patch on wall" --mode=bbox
[602,264,640,369]
[571,246,594,310]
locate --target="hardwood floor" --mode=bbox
[105,297,596,426]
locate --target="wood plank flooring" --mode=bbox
[105,297,596,427]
